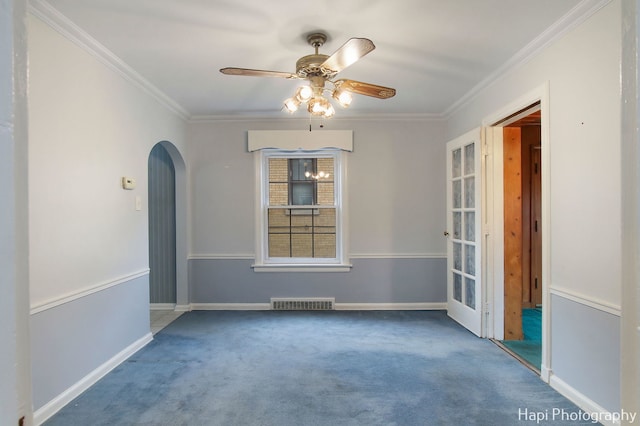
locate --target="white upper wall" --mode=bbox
[446,0,622,306]
[28,14,188,307]
[188,118,446,257]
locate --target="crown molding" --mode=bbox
[443,0,613,119]
[28,0,191,121]
[188,112,445,124]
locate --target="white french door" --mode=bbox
[446,128,483,336]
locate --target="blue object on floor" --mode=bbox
[522,308,542,342]
[502,308,542,369]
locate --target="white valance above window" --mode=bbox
[247,130,353,152]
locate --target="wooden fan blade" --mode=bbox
[220,67,298,79]
[321,38,375,73]
[336,79,396,99]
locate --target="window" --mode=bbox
[254,149,349,271]
[288,158,318,206]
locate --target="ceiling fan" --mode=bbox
[220,32,396,118]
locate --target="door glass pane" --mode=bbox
[453,212,461,240]
[453,242,462,271]
[464,212,475,241]
[454,273,462,302]
[465,277,476,309]
[465,244,475,276]
[464,143,475,175]
[452,148,462,178]
[464,177,475,208]
[453,180,462,209]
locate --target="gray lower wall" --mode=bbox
[551,293,620,412]
[30,275,150,411]
[189,257,446,304]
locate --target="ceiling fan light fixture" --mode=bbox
[332,88,353,108]
[308,98,324,115]
[307,97,334,118]
[295,85,313,102]
[284,97,300,113]
[324,103,336,118]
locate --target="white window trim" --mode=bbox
[252,149,351,272]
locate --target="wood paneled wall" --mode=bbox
[503,127,523,340]
[503,124,542,340]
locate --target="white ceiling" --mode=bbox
[39,0,585,119]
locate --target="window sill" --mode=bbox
[251,263,352,273]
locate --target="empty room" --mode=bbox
[2,0,639,425]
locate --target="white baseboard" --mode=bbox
[540,365,552,383]
[549,373,620,426]
[149,303,175,310]
[335,302,446,311]
[150,304,191,312]
[190,303,271,310]
[189,302,446,311]
[33,332,153,425]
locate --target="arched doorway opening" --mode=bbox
[148,141,188,333]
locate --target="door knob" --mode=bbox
[444,231,450,237]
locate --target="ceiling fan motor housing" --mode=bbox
[296,54,333,78]
[296,32,338,79]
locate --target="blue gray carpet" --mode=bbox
[45,310,592,425]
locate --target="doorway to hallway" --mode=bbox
[495,105,543,372]
[147,140,189,332]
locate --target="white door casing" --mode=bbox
[481,83,550,380]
